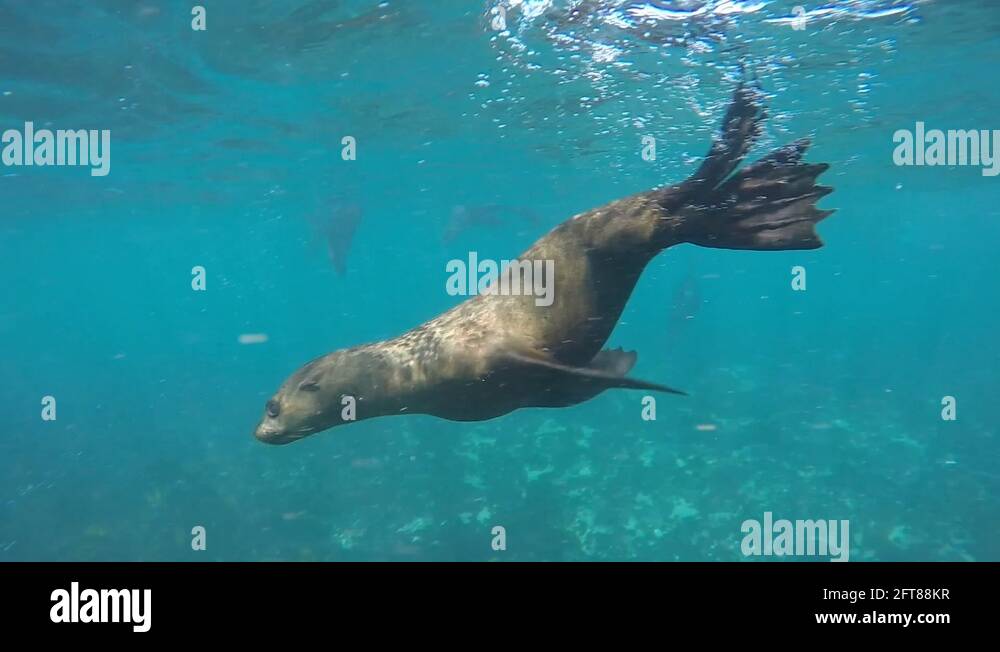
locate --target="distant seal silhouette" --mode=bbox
[255,84,834,444]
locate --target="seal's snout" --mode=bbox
[254,421,286,445]
[254,413,297,445]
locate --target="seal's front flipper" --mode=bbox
[503,349,687,406]
[585,348,687,393]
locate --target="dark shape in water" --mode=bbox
[667,270,702,330]
[255,82,836,444]
[443,204,541,244]
[309,203,362,276]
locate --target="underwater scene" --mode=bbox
[1,0,997,562]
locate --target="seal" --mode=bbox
[255,84,835,444]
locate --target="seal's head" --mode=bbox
[254,388,321,446]
[254,347,390,445]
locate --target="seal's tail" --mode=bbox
[660,83,835,251]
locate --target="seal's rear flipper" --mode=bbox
[504,349,687,403]
[683,81,768,193]
[683,139,834,250]
[661,84,835,251]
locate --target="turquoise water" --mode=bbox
[1,0,997,561]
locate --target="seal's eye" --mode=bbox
[298,379,320,392]
[266,399,281,418]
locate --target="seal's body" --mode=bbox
[255,85,835,444]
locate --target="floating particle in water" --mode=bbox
[238,333,269,345]
[695,423,717,432]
